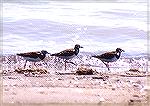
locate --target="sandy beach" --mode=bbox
[1,55,150,106]
[2,69,150,104]
[2,1,149,105]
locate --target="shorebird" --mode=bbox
[92,48,125,71]
[17,50,50,69]
[51,44,83,71]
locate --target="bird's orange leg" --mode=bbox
[34,62,37,69]
[65,61,66,71]
[66,61,77,66]
[102,61,110,72]
[24,60,27,69]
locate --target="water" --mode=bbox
[3,0,147,56]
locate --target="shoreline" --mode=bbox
[1,55,150,104]
[2,71,149,104]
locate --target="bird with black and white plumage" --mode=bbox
[17,50,50,69]
[51,44,83,71]
[92,48,125,71]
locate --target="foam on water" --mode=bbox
[3,1,147,56]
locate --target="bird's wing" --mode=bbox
[17,52,40,59]
[52,48,75,56]
[93,51,116,60]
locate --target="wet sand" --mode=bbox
[2,71,149,104]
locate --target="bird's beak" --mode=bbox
[80,46,83,48]
[122,49,125,52]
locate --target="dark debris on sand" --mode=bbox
[15,68,48,76]
[76,67,98,75]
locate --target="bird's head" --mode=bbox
[41,50,50,55]
[74,44,83,49]
[116,48,125,53]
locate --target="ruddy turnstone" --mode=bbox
[92,48,125,71]
[51,44,83,71]
[17,50,50,69]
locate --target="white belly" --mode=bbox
[101,56,118,62]
[24,57,41,62]
[59,54,76,60]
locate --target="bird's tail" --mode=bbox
[92,55,98,58]
[89,55,99,60]
[51,53,56,56]
[16,53,24,56]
